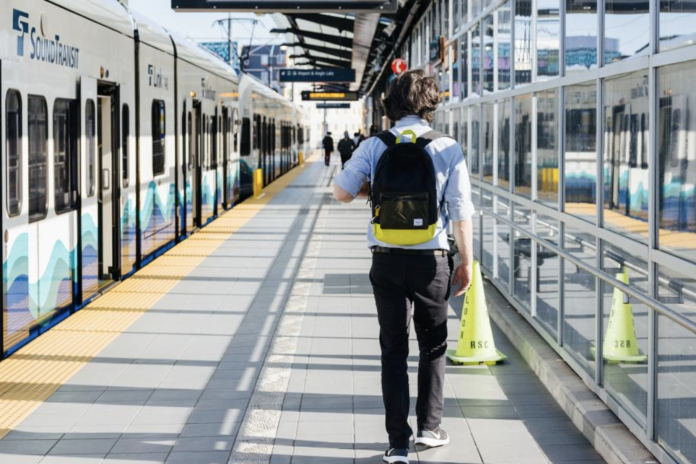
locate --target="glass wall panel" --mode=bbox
[471,105,481,175]
[603,71,650,244]
[483,15,495,93]
[472,0,482,19]
[453,39,460,102]
[483,102,495,182]
[656,265,696,463]
[565,82,598,224]
[471,24,482,97]
[513,203,533,233]
[537,89,559,207]
[513,233,532,311]
[498,1,512,91]
[605,0,649,62]
[660,0,696,52]
[460,34,469,100]
[497,221,512,290]
[565,0,598,73]
[515,0,533,86]
[498,99,511,189]
[657,62,696,265]
[537,0,560,80]
[461,107,470,166]
[537,245,560,337]
[563,237,596,378]
[600,277,649,424]
[602,240,649,293]
[452,109,460,145]
[564,222,597,266]
[483,209,495,271]
[515,94,533,197]
[473,192,482,261]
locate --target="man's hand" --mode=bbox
[356,182,370,199]
[452,261,473,297]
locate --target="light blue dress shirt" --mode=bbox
[333,115,475,250]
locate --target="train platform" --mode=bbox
[0,154,605,464]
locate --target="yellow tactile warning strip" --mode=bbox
[0,156,315,440]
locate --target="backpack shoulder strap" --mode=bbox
[416,130,453,149]
[376,130,397,148]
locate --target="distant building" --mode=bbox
[241,44,288,93]
[200,41,240,71]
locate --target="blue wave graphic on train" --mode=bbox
[141,182,176,256]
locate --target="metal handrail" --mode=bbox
[481,207,696,335]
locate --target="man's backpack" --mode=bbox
[371,129,449,246]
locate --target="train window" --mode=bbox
[28,96,48,221]
[54,99,78,214]
[6,89,22,217]
[86,100,96,197]
[122,105,130,187]
[252,114,258,150]
[152,100,166,176]
[241,117,251,156]
[223,112,229,162]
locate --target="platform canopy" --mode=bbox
[171,0,398,13]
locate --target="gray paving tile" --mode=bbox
[104,453,169,463]
[109,437,176,454]
[164,450,231,464]
[48,438,117,455]
[0,455,43,464]
[0,440,57,455]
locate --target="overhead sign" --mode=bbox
[172,0,398,12]
[280,68,355,83]
[316,103,351,109]
[301,91,359,101]
[391,58,407,74]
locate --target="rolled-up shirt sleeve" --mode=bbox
[333,139,373,197]
[444,146,476,221]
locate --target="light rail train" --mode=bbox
[0,0,310,358]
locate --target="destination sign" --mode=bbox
[280,68,355,83]
[301,91,360,101]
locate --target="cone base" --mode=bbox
[446,348,507,366]
[590,346,648,364]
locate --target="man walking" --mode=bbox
[332,70,475,464]
[338,131,356,169]
[322,131,334,166]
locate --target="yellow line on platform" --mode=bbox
[0,158,314,440]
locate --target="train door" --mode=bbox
[80,77,99,301]
[182,97,193,235]
[97,84,120,285]
[192,101,202,228]
[221,107,230,208]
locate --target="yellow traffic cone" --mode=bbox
[446,261,507,366]
[601,270,647,364]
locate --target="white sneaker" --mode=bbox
[383,447,409,463]
[414,427,450,448]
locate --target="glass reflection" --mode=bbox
[537,0,560,80]
[497,220,511,289]
[658,62,696,265]
[460,34,469,100]
[482,211,495,271]
[471,105,480,175]
[483,15,495,93]
[498,1,512,91]
[461,107,469,166]
[471,24,482,97]
[606,0,649,62]
[603,71,650,244]
[565,0,598,73]
[498,99,511,189]
[515,94,533,197]
[660,0,696,52]
[537,245,560,337]
[483,102,495,183]
[537,89,559,207]
[656,265,696,462]
[563,230,597,377]
[515,0,533,86]
[565,82,598,224]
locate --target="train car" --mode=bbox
[0,0,305,359]
[1,0,137,355]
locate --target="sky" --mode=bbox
[128,0,281,45]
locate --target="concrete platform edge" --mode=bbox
[482,278,658,464]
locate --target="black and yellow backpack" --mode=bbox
[371,129,450,246]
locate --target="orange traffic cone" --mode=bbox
[446,261,506,366]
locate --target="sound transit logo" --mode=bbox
[12,9,81,69]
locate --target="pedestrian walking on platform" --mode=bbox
[322,132,334,166]
[338,131,356,169]
[332,70,475,464]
